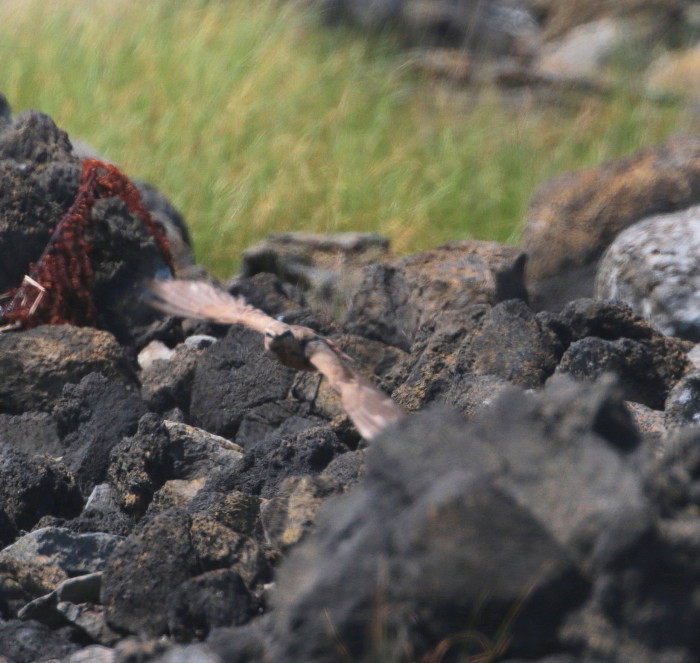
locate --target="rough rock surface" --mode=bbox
[344,239,528,350]
[0,325,137,414]
[1,104,700,662]
[595,206,700,341]
[521,135,700,310]
[0,449,82,546]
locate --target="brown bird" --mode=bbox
[147,279,406,440]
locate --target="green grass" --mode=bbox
[0,0,696,278]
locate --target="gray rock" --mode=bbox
[345,240,528,351]
[0,326,137,415]
[0,411,62,457]
[101,509,200,637]
[18,574,120,646]
[0,528,122,609]
[533,17,649,80]
[269,376,645,660]
[0,619,80,662]
[595,206,700,341]
[54,372,148,495]
[163,420,243,480]
[0,447,82,547]
[64,646,115,663]
[664,369,700,431]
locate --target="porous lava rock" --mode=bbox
[0,448,82,546]
[1,102,700,663]
[189,326,297,439]
[101,508,201,637]
[552,299,690,409]
[0,325,137,415]
[54,372,149,495]
[344,239,528,350]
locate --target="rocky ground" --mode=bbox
[316,0,700,104]
[1,96,700,663]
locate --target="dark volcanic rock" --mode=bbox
[241,231,390,312]
[0,447,82,546]
[189,325,297,438]
[457,298,563,388]
[0,619,80,663]
[108,414,181,518]
[344,240,528,350]
[0,325,138,415]
[269,379,644,661]
[392,298,559,414]
[189,513,271,588]
[67,484,135,538]
[215,426,348,499]
[645,427,700,518]
[0,109,74,165]
[102,508,200,637]
[167,568,259,643]
[321,448,366,487]
[55,372,148,495]
[187,490,262,539]
[0,410,62,457]
[553,300,690,409]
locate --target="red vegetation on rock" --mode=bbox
[0,159,175,330]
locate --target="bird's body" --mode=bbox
[148,279,405,439]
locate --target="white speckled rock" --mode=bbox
[595,205,700,341]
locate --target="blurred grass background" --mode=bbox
[0,0,696,278]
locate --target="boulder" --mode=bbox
[344,240,528,350]
[0,527,122,612]
[0,448,82,546]
[521,135,700,310]
[54,372,149,495]
[0,325,137,415]
[101,508,200,637]
[595,206,700,341]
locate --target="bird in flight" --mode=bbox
[147,279,406,440]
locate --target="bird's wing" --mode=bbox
[148,279,274,334]
[307,340,406,440]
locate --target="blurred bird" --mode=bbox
[147,279,406,440]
